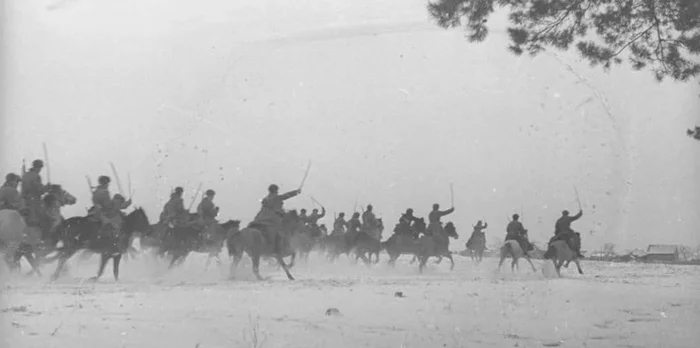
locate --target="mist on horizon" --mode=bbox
[2,0,699,251]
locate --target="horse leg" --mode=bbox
[287,252,296,269]
[228,253,242,280]
[497,252,506,270]
[24,253,43,277]
[409,255,417,264]
[434,255,443,265]
[204,255,211,271]
[168,253,180,270]
[574,259,583,274]
[274,254,295,281]
[112,254,123,281]
[447,253,455,271]
[511,257,517,273]
[51,249,76,281]
[418,255,428,274]
[90,253,111,282]
[554,260,563,277]
[525,256,537,272]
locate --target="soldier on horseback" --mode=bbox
[361,205,381,238]
[21,159,50,226]
[346,212,361,234]
[0,173,22,211]
[90,175,120,238]
[332,212,347,235]
[251,184,301,252]
[549,209,584,258]
[307,207,326,237]
[196,189,219,239]
[466,220,488,247]
[299,209,309,225]
[396,208,419,236]
[427,203,455,235]
[160,187,187,227]
[505,214,531,257]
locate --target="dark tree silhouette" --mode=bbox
[426,0,700,138]
[688,126,700,141]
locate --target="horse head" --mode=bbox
[444,222,459,239]
[47,184,77,206]
[126,207,151,235]
[221,219,241,233]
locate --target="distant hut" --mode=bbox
[643,245,679,263]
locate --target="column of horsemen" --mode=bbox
[0,158,585,264]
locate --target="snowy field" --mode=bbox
[2,251,698,348]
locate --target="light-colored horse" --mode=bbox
[544,239,583,276]
[498,239,537,272]
[0,209,43,275]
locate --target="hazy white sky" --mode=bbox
[2,0,699,250]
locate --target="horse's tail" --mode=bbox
[544,244,556,260]
[501,241,513,257]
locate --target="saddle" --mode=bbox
[247,221,269,232]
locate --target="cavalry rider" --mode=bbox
[196,189,219,238]
[427,203,455,236]
[332,212,347,235]
[160,187,187,227]
[299,209,309,225]
[346,212,362,234]
[307,207,326,236]
[550,209,584,258]
[21,159,50,226]
[361,204,379,231]
[251,184,301,251]
[466,220,488,249]
[397,208,420,236]
[505,214,531,257]
[91,175,120,238]
[0,173,22,211]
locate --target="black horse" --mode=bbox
[49,208,151,282]
[159,219,241,269]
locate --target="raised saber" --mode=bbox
[310,196,324,208]
[188,182,203,211]
[86,175,94,193]
[42,142,51,183]
[298,160,312,190]
[573,185,582,210]
[109,162,124,194]
[449,182,455,207]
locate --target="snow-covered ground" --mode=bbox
[2,251,698,348]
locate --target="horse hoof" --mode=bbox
[88,277,98,283]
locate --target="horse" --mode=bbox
[226,212,298,281]
[351,230,383,265]
[382,217,428,266]
[498,238,537,273]
[465,228,487,263]
[415,221,459,273]
[0,209,43,276]
[160,219,241,269]
[543,232,583,276]
[0,185,77,274]
[284,213,317,263]
[49,207,151,282]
